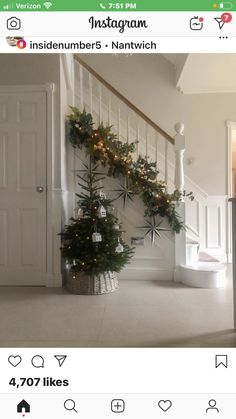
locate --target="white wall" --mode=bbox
[81,53,235,196]
[0,54,62,190]
[177,54,236,93]
[0,54,60,85]
[184,92,236,196]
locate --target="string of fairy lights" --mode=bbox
[68,108,194,234]
[61,160,134,277]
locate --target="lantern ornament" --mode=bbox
[97,205,107,218]
[92,232,102,242]
[99,190,106,200]
[65,260,71,270]
[74,206,83,219]
[116,239,124,253]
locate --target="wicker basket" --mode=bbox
[67,271,118,295]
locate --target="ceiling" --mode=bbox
[163,54,236,94]
[161,54,178,65]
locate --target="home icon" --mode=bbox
[17,399,30,413]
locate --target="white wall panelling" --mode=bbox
[186,195,227,262]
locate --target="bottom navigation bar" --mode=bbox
[4,393,236,418]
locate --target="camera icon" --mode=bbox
[7,17,21,30]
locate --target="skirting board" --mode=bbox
[0,269,46,286]
[46,274,62,287]
[118,268,174,281]
[0,274,63,287]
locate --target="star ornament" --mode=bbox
[75,163,105,177]
[138,216,170,246]
[75,168,105,177]
[113,178,134,208]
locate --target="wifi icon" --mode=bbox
[43,2,52,8]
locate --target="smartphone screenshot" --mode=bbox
[0,0,236,417]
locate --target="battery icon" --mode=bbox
[219,2,233,9]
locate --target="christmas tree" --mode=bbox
[61,159,134,277]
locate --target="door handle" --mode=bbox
[36,186,44,193]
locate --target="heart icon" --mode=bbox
[8,355,22,367]
[158,400,172,412]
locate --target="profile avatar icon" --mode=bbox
[6,36,24,47]
[206,399,219,413]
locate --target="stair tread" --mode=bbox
[180,262,226,272]
[186,239,199,244]
[198,251,220,263]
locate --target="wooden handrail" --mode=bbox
[74,55,174,145]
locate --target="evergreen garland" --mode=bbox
[67,107,193,234]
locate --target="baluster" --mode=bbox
[118,106,121,139]
[89,73,93,114]
[98,83,102,124]
[108,93,112,125]
[136,119,140,159]
[145,123,148,158]
[79,64,84,109]
[127,113,130,144]
[165,140,168,184]
[155,132,159,168]
[174,122,185,194]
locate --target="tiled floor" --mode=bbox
[0,266,235,347]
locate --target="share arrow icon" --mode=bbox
[214,17,225,29]
[54,355,67,367]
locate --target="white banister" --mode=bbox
[174,122,185,195]
[174,122,186,281]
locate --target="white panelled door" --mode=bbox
[0,90,47,285]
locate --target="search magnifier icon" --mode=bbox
[64,399,78,413]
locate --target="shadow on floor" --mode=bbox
[136,329,236,348]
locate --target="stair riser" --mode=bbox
[119,268,174,281]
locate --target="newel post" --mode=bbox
[174,122,185,194]
[174,123,186,281]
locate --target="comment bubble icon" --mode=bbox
[31,355,44,368]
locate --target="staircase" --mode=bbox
[72,55,227,287]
